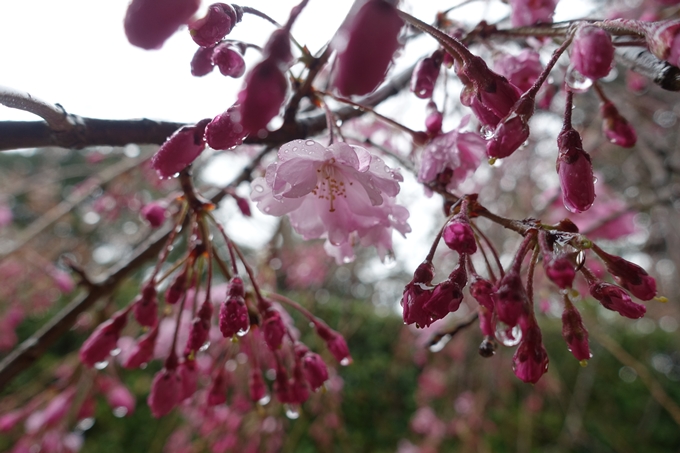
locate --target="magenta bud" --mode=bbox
[165,269,188,305]
[571,26,614,80]
[218,295,249,338]
[123,325,159,369]
[140,202,167,228]
[302,352,329,391]
[151,119,210,179]
[191,45,216,77]
[249,367,267,403]
[274,364,292,404]
[512,320,549,383]
[184,315,211,357]
[148,366,182,418]
[401,261,435,328]
[471,277,496,335]
[262,309,286,351]
[79,310,128,367]
[590,282,647,318]
[592,246,657,300]
[290,365,310,404]
[124,0,200,50]
[561,301,591,362]
[315,322,352,365]
[212,43,246,78]
[494,271,528,328]
[442,216,477,255]
[600,102,637,148]
[207,370,229,406]
[332,0,404,96]
[557,128,595,213]
[643,19,680,68]
[205,105,245,150]
[103,379,136,416]
[486,95,535,159]
[133,284,158,327]
[237,58,287,133]
[410,51,442,99]
[264,29,293,65]
[179,359,198,401]
[423,278,464,321]
[509,0,558,27]
[545,257,576,289]
[189,3,240,47]
[424,101,443,135]
[234,195,252,217]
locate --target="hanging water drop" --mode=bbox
[428,334,451,352]
[237,325,250,337]
[258,394,271,406]
[199,341,211,352]
[340,357,352,366]
[112,407,129,418]
[285,405,300,419]
[94,360,109,370]
[565,66,593,93]
[495,324,522,347]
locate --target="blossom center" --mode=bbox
[312,160,350,212]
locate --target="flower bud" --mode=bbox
[218,294,249,338]
[557,128,595,213]
[424,101,443,135]
[561,299,591,362]
[592,246,657,300]
[140,202,167,228]
[494,271,528,328]
[423,278,464,321]
[470,277,495,336]
[124,0,200,50]
[538,231,575,289]
[332,0,404,96]
[165,269,188,305]
[80,310,128,367]
[411,51,443,99]
[189,3,240,47]
[249,367,267,403]
[512,319,549,383]
[442,215,477,255]
[151,119,211,179]
[290,365,310,405]
[133,284,158,328]
[237,58,287,133]
[205,105,245,150]
[212,43,246,78]
[123,325,159,369]
[302,352,329,391]
[600,101,637,148]
[207,369,229,406]
[274,364,292,404]
[191,45,216,77]
[486,94,534,160]
[102,379,136,416]
[643,19,680,68]
[264,29,293,65]
[179,359,198,401]
[148,366,182,418]
[401,261,435,328]
[315,323,352,365]
[262,309,286,351]
[571,26,614,80]
[589,282,646,318]
[509,0,558,27]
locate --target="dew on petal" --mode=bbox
[112,407,129,418]
[495,324,522,347]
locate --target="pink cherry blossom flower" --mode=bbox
[332,0,404,96]
[124,0,200,50]
[494,49,543,92]
[418,116,486,192]
[251,140,409,262]
[508,0,558,27]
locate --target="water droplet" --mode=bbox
[94,360,108,370]
[199,341,211,352]
[383,251,397,269]
[579,359,589,368]
[254,184,264,193]
[76,417,95,431]
[285,405,300,419]
[305,140,315,146]
[495,324,522,347]
[481,125,494,140]
[384,165,390,172]
[112,407,128,418]
[292,147,298,152]
[593,176,598,184]
[264,207,271,213]
[237,325,250,337]
[429,335,451,352]
[565,66,593,93]
[488,157,497,166]
[342,256,352,264]
[575,250,586,268]
[110,348,121,357]
[340,357,352,366]
[258,395,271,406]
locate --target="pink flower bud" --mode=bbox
[179,359,198,401]
[423,278,464,321]
[571,26,614,80]
[48,269,75,293]
[80,310,128,367]
[332,0,404,96]
[262,309,286,351]
[561,301,591,362]
[557,128,595,213]
[263,29,293,65]
[538,231,575,289]
[302,352,329,391]
[486,94,534,160]
[509,0,558,27]
[425,101,443,135]
[124,0,200,50]
[590,282,647,319]
[184,315,211,357]
[600,102,637,148]
[123,325,158,369]
[140,202,167,228]
[207,370,229,406]
[103,380,136,416]
[643,19,680,68]
[442,215,477,255]
[249,367,267,403]
[0,410,24,433]
[189,3,240,47]
[191,45,216,77]
[495,271,528,328]
[401,261,435,328]
[470,277,495,336]
[274,364,292,404]
[512,320,549,383]
[148,366,182,418]
[165,269,188,305]
[237,58,287,133]
[133,284,158,328]
[212,43,246,78]
[290,365,310,405]
[410,51,443,99]
[592,246,657,300]
[151,119,210,179]
[234,195,252,217]
[41,388,75,428]
[218,294,249,338]
[205,105,245,150]
[315,323,352,365]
